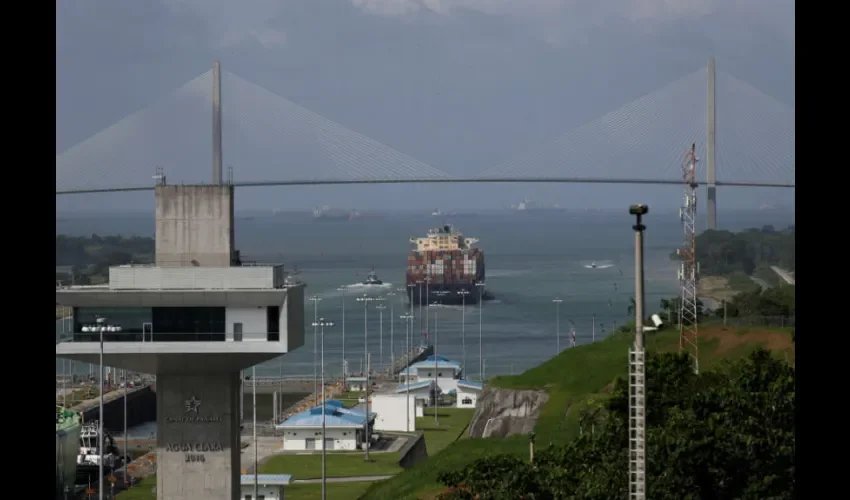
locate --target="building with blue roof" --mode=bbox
[399,354,464,395]
[275,401,375,451]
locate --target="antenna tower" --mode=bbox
[677,144,700,373]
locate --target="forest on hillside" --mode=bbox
[677,226,795,277]
[56,234,154,284]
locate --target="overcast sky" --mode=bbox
[56,0,794,212]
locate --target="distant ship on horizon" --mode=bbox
[511,200,563,211]
[313,206,361,221]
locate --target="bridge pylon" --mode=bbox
[706,56,717,230]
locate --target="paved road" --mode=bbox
[770,266,795,285]
[293,475,394,484]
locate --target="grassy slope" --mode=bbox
[116,476,374,500]
[261,408,474,480]
[361,323,794,500]
[117,409,475,500]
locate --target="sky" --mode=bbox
[56,0,795,213]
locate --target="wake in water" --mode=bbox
[344,282,393,290]
[583,260,615,269]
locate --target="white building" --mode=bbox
[345,376,368,392]
[456,380,484,408]
[277,401,375,451]
[395,380,439,415]
[239,474,292,500]
[371,394,417,432]
[399,355,463,394]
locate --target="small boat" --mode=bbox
[590,261,597,269]
[362,269,383,286]
[76,421,124,486]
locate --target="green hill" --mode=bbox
[360,323,794,500]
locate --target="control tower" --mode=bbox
[56,184,306,500]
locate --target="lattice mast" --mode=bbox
[677,144,700,374]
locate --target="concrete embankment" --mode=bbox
[467,387,549,439]
[71,385,156,432]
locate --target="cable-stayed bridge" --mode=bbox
[56,59,794,226]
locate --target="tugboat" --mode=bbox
[76,421,124,486]
[362,268,383,286]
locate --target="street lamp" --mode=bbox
[553,298,563,352]
[399,313,414,432]
[475,282,486,381]
[355,294,375,461]
[592,312,596,343]
[415,280,424,344]
[312,317,335,500]
[337,285,348,388]
[630,203,649,500]
[425,276,431,341]
[81,317,121,500]
[252,365,258,500]
[388,290,400,374]
[457,289,470,375]
[309,295,322,396]
[376,302,386,373]
[431,301,441,425]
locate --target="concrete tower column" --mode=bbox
[156,372,241,500]
[706,57,717,230]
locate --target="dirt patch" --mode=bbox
[700,326,792,355]
[698,276,738,303]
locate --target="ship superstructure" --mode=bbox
[56,406,81,499]
[406,225,487,306]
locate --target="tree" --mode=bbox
[438,350,795,499]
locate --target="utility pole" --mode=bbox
[629,204,648,500]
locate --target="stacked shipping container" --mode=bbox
[406,248,486,305]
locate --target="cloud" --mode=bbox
[161,0,287,48]
[350,0,789,26]
[247,28,287,48]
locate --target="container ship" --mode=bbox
[406,225,490,306]
[56,406,81,499]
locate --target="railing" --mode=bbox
[62,331,278,343]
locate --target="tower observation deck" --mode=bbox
[55,184,307,500]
